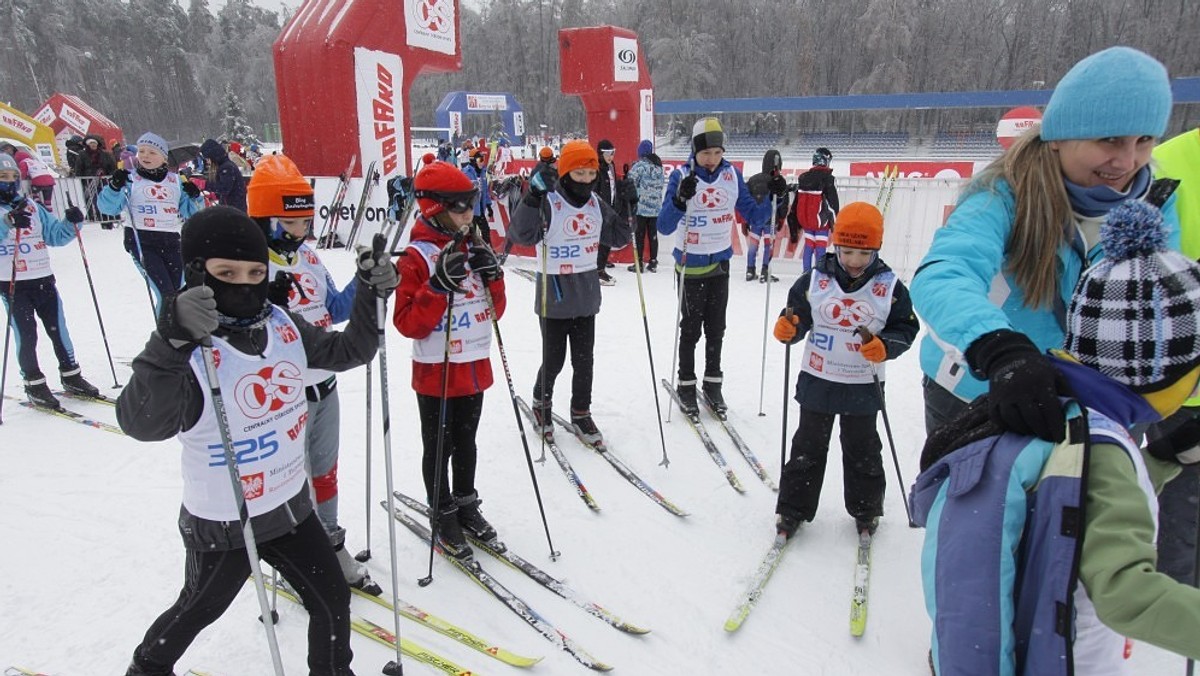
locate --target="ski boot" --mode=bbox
[61,367,101,398]
[598,270,616,287]
[456,491,503,551]
[24,377,60,409]
[570,409,604,447]
[531,398,554,442]
[745,266,757,282]
[702,377,728,415]
[330,527,381,595]
[855,516,880,536]
[124,652,176,676]
[627,261,641,273]
[776,513,802,540]
[646,260,658,273]
[676,380,700,417]
[432,505,473,561]
[760,267,779,283]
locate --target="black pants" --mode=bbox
[1148,407,1200,583]
[533,315,595,413]
[2,276,77,380]
[776,408,885,522]
[633,216,658,264]
[597,244,611,270]
[921,375,971,436]
[417,392,483,511]
[676,269,729,382]
[124,227,183,314]
[130,514,353,676]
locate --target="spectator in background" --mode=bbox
[227,142,253,175]
[626,139,665,273]
[791,147,839,271]
[64,135,84,175]
[463,148,493,246]
[200,138,247,212]
[1,143,57,210]
[593,139,636,287]
[72,134,116,223]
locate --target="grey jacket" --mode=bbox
[508,186,631,319]
[116,279,379,550]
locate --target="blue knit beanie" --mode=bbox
[1041,47,1171,142]
[637,139,653,158]
[137,132,169,160]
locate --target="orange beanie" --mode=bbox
[247,154,315,218]
[831,202,884,250]
[557,140,598,177]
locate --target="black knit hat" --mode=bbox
[181,205,269,266]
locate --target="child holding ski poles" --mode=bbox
[744,151,788,283]
[98,132,204,312]
[507,140,631,444]
[772,202,919,537]
[392,156,507,561]
[0,153,97,409]
[246,153,378,593]
[658,117,784,414]
[115,205,396,676]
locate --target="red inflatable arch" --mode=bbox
[273,0,462,178]
[559,26,654,172]
[34,92,123,153]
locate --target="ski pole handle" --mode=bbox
[184,258,215,349]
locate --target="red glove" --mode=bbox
[860,335,887,363]
[774,314,799,343]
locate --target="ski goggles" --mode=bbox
[418,187,480,214]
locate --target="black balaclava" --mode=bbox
[558,174,597,207]
[181,206,271,322]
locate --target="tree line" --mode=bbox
[2,0,1195,144]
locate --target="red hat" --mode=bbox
[414,154,479,219]
[831,202,884,250]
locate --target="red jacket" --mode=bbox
[393,218,506,397]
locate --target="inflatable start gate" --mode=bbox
[273,0,462,179]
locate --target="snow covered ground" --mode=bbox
[0,217,1189,675]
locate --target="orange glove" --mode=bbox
[861,335,887,363]
[774,314,799,343]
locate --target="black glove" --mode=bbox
[6,202,31,230]
[469,244,502,283]
[108,169,130,191]
[529,170,556,198]
[356,233,399,296]
[672,171,700,208]
[769,174,789,198]
[268,271,293,307]
[182,181,201,199]
[158,285,218,348]
[966,329,1070,442]
[430,244,468,294]
[1146,419,1200,466]
[486,204,494,219]
[64,206,85,225]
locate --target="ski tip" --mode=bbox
[723,618,743,633]
[618,623,652,635]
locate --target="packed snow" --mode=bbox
[0,211,1188,675]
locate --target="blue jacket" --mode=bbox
[97,171,204,225]
[200,140,247,212]
[627,155,664,217]
[462,162,491,216]
[657,159,771,268]
[0,199,79,248]
[911,178,1181,401]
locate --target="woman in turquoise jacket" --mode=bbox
[912,46,1180,441]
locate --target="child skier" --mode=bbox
[247,154,378,593]
[658,117,784,414]
[98,132,205,312]
[791,147,839,271]
[115,205,396,676]
[393,156,507,560]
[913,201,1200,674]
[772,202,919,536]
[463,148,494,247]
[744,153,789,283]
[507,140,631,443]
[0,153,98,409]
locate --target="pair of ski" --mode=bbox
[509,267,538,283]
[316,155,360,249]
[724,528,874,636]
[514,396,688,517]
[7,669,215,676]
[388,493,649,671]
[267,577,534,675]
[659,379,778,493]
[2,392,124,436]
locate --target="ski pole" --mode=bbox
[779,308,794,476]
[758,154,783,417]
[356,358,373,563]
[185,260,286,676]
[666,160,695,429]
[536,221,550,464]
[1189,485,1200,676]
[629,216,671,468]
[123,196,160,318]
[471,225,560,560]
[420,232,464,587]
[363,233,405,675]
[67,196,120,388]
[855,327,915,527]
[0,211,24,424]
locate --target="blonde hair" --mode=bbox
[959,129,1070,309]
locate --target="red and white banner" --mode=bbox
[849,161,975,179]
[354,47,406,178]
[58,103,91,135]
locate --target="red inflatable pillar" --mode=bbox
[273,0,462,178]
[559,26,654,172]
